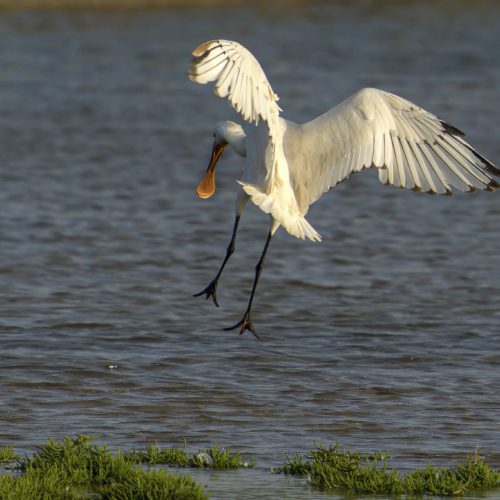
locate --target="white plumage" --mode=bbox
[189,39,281,124]
[190,39,499,337]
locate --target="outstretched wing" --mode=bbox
[190,40,322,241]
[285,88,499,212]
[189,39,281,125]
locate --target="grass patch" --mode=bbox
[125,442,253,469]
[2,437,498,498]
[0,446,19,464]
[278,443,500,496]
[1,435,207,499]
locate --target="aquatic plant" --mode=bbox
[0,446,19,464]
[278,443,500,496]
[125,442,253,469]
[1,435,206,499]
[124,443,191,467]
[2,437,498,498]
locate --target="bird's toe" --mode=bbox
[223,312,261,340]
[193,281,219,307]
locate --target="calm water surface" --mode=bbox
[0,2,499,498]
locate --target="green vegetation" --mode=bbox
[0,436,252,499]
[0,446,19,465]
[125,442,253,469]
[278,443,500,496]
[1,438,499,498]
[1,435,207,499]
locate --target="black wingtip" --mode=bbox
[442,122,500,179]
[440,120,465,137]
[464,143,500,177]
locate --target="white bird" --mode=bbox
[189,39,499,339]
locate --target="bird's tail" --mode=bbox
[238,181,322,242]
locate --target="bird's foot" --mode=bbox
[223,311,261,340]
[193,280,219,307]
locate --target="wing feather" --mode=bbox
[373,133,385,167]
[284,88,499,211]
[420,142,452,194]
[363,141,374,168]
[214,59,234,97]
[401,137,424,190]
[189,39,281,126]
[441,136,490,185]
[384,133,395,184]
[410,141,437,193]
[433,143,471,190]
[392,133,408,188]
[339,154,350,182]
[400,138,417,189]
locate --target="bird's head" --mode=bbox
[195,121,245,199]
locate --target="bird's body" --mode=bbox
[189,39,499,338]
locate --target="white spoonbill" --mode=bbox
[189,39,499,339]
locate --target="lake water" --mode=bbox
[0,2,499,498]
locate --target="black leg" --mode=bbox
[193,215,240,307]
[224,230,273,339]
